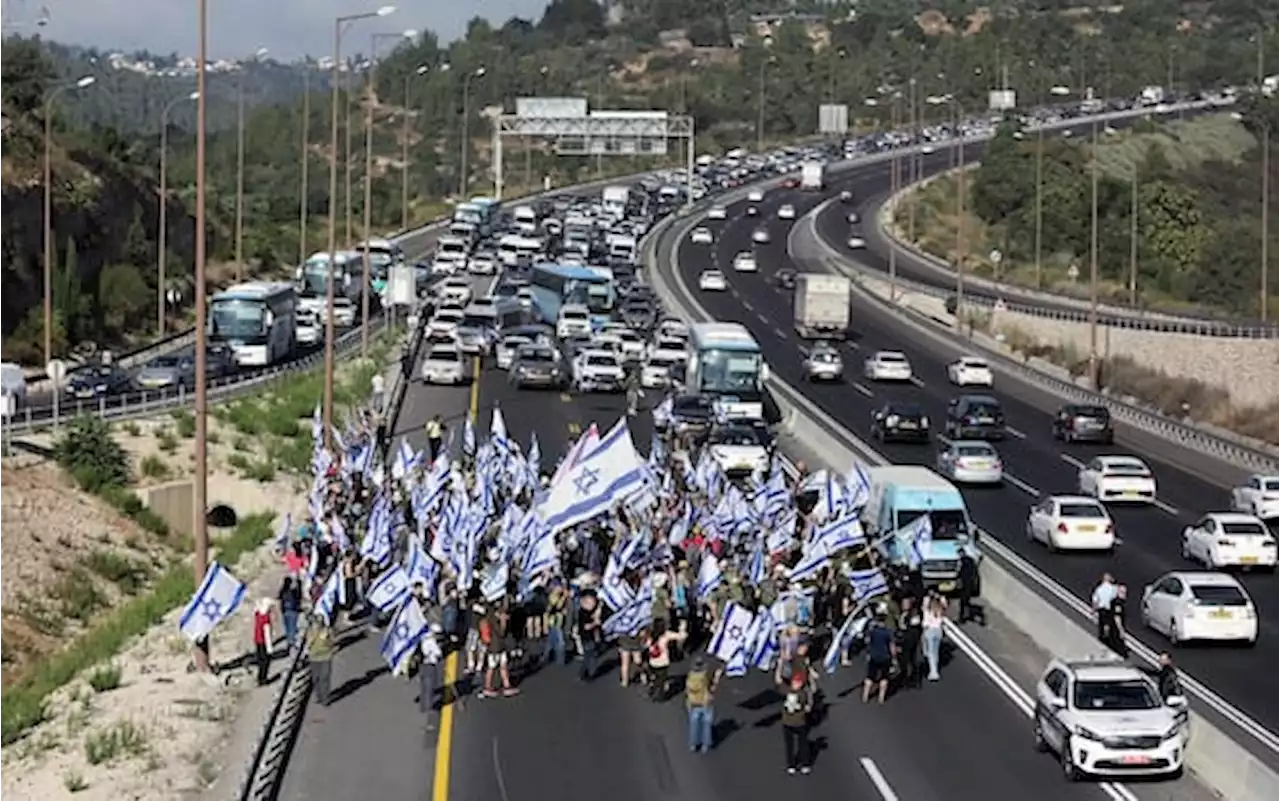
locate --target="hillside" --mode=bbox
[2,0,1270,364]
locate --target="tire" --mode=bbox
[1061,740,1082,781]
[1033,718,1049,753]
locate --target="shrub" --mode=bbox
[84,550,150,594]
[86,663,122,692]
[171,409,196,439]
[84,720,147,765]
[138,454,171,480]
[54,417,129,491]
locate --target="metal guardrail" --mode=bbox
[234,622,313,801]
[851,109,1277,339]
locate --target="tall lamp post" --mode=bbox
[927,94,967,325]
[42,75,96,365]
[458,66,486,197]
[362,28,418,357]
[157,90,199,337]
[234,47,269,282]
[1087,115,1101,389]
[401,63,435,231]
[192,0,210,672]
[324,5,397,446]
[1035,84,1072,289]
[755,41,774,152]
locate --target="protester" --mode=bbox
[921,592,947,682]
[278,574,303,650]
[779,671,814,775]
[684,656,715,753]
[306,614,334,706]
[252,598,274,686]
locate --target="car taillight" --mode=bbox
[1217,539,1235,547]
[1104,523,1114,534]
[1057,522,1069,534]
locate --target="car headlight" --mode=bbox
[1073,725,1106,742]
[886,414,900,426]
[920,416,929,428]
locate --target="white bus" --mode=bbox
[686,322,769,420]
[209,282,298,366]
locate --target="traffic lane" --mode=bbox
[681,229,1280,732]
[277,621,435,801]
[472,366,1090,801]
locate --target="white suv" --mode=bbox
[1034,656,1187,781]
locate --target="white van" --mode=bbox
[513,205,537,235]
[0,362,27,411]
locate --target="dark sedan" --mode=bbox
[510,345,567,390]
[871,401,931,443]
[66,363,131,400]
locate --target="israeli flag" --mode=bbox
[823,606,870,674]
[463,414,476,457]
[810,511,866,554]
[724,644,749,678]
[845,462,873,510]
[367,565,412,613]
[539,418,647,534]
[274,513,293,553]
[359,512,393,566]
[707,602,755,666]
[316,569,344,623]
[392,440,419,481]
[521,527,558,582]
[898,515,933,568]
[602,597,651,640]
[178,562,246,643]
[747,608,780,671]
[404,538,438,598]
[481,561,510,602]
[848,567,890,605]
[696,554,723,602]
[380,598,428,675]
[527,432,542,477]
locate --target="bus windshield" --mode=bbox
[893,508,969,540]
[210,300,267,339]
[300,263,335,295]
[697,348,762,395]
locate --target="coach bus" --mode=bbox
[528,263,616,328]
[209,282,298,366]
[686,322,768,420]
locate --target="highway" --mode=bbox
[666,179,1278,743]
[282,330,1159,801]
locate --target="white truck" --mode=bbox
[602,185,630,219]
[800,161,825,191]
[794,273,851,339]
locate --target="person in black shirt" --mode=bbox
[957,553,984,625]
[1105,585,1130,657]
[576,591,603,682]
[1147,652,1183,700]
[896,597,923,690]
[862,610,897,704]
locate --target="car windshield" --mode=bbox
[1073,680,1160,711]
[886,404,924,417]
[502,337,532,351]
[1071,406,1109,419]
[1189,584,1248,606]
[436,310,463,322]
[879,353,907,363]
[956,444,994,457]
[1059,502,1107,518]
[462,314,496,329]
[1105,462,1149,477]
[1221,521,1268,536]
[962,359,989,369]
[521,349,556,364]
[210,299,267,338]
[586,355,618,367]
[562,310,588,321]
[711,426,766,447]
[428,350,460,363]
[1265,478,1280,492]
[674,398,713,417]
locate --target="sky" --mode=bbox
[8,0,550,60]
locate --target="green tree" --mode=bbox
[53,415,130,492]
[97,263,151,336]
[1138,180,1211,297]
[0,37,55,115]
[970,120,1032,223]
[53,238,88,346]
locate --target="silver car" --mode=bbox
[421,346,466,385]
[803,345,843,382]
[936,440,1003,485]
[495,335,534,370]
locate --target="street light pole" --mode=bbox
[299,64,313,267]
[401,64,430,232]
[1262,123,1271,323]
[325,6,397,448]
[1088,119,1101,388]
[192,0,210,673]
[345,64,355,246]
[42,75,96,365]
[889,93,901,301]
[363,29,417,357]
[234,47,268,283]
[953,98,967,328]
[158,91,198,337]
[1129,165,1139,306]
[458,67,486,198]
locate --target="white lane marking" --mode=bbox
[756,312,769,324]
[492,737,513,801]
[742,299,754,311]
[851,381,874,398]
[773,327,788,339]
[907,375,925,388]
[1153,498,1182,516]
[1003,472,1041,497]
[1004,425,1027,440]
[1060,453,1086,469]
[859,758,900,801]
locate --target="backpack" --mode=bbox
[478,617,493,646]
[686,670,710,706]
[648,639,663,660]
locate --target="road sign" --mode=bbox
[988,90,1017,111]
[1,393,15,419]
[818,104,849,135]
[45,359,67,385]
[515,97,588,118]
[388,265,416,306]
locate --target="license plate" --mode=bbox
[1240,556,1258,564]
[977,417,993,423]
[1210,609,1232,619]
[1120,755,1152,765]
[1123,491,1140,497]
[937,581,956,592]
[899,422,917,428]
[1077,525,1097,533]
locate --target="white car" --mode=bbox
[428,308,464,337]
[641,356,678,389]
[495,335,534,371]
[1034,656,1188,780]
[863,350,913,382]
[947,357,993,387]
[777,204,796,220]
[556,304,592,340]
[648,338,687,364]
[706,422,770,480]
[572,349,625,393]
[1025,495,1115,551]
[751,228,771,245]
[657,319,689,340]
[707,206,727,220]
[732,252,758,272]
[1077,455,1157,504]
[747,189,765,203]
[846,236,866,249]
[690,227,714,245]
[698,270,728,291]
[437,277,473,307]
[328,298,357,328]
[615,330,647,361]
[421,346,466,385]
[803,345,843,382]
[936,440,1004,485]
[1181,512,1277,570]
[1141,571,1258,645]
[1231,474,1280,520]
[430,257,460,276]
[467,253,497,275]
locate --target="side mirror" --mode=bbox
[1165,695,1188,709]
[1048,696,1067,710]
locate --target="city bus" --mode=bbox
[353,237,404,295]
[209,281,298,366]
[686,322,769,420]
[528,263,616,329]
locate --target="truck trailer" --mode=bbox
[800,161,825,190]
[793,273,851,339]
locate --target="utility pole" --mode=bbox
[192,0,210,673]
[1129,166,1139,306]
[1088,120,1101,389]
[299,66,312,268]
[954,100,967,329]
[888,92,901,302]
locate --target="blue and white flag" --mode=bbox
[404,537,439,598]
[274,513,293,552]
[696,554,723,602]
[481,561,510,602]
[539,418,647,534]
[462,414,476,457]
[527,432,542,477]
[380,598,428,675]
[707,601,755,666]
[897,515,933,568]
[747,608,780,671]
[602,596,651,640]
[823,606,870,674]
[178,562,247,643]
[367,565,412,613]
[316,568,345,623]
[847,567,890,605]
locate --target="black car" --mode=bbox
[944,394,1006,440]
[509,345,566,390]
[66,363,131,400]
[665,394,716,439]
[1052,403,1114,444]
[870,401,931,443]
[776,268,798,290]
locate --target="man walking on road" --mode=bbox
[426,414,446,463]
[306,614,334,706]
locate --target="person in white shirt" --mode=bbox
[1091,573,1118,642]
[921,593,947,681]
